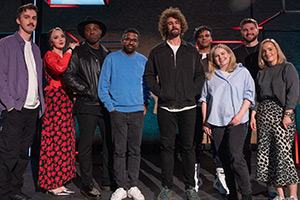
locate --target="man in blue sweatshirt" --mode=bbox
[98,28,151,200]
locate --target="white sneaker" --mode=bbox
[110,188,127,200]
[286,196,298,200]
[128,186,145,200]
[213,168,229,195]
[194,163,203,192]
[273,196,285,200]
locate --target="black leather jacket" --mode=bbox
[63,42,109,106]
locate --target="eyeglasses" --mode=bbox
[123,38,138,43]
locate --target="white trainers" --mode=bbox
[194,163,203,192]
[128,186,145,200]
[286,196,298,200]
[273,196,285,200]
[110,188,127,200]
[213,168,229,195]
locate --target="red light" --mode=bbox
[232,26,263,30]
[66,32,80,43]
[212,41,243,44]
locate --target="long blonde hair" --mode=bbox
[207,44,238,80]
[258,38,286,69]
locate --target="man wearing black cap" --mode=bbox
[63,17,112,199]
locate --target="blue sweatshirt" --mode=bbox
[98,50,151,112]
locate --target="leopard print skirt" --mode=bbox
[256,99,299,185]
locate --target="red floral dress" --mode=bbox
[38,51,76,190]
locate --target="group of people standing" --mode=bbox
[0,3,299,200]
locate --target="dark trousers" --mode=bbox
[110,111,144,188]
[243,122,252,174]
[194,107,203,163]
[76,111,113,187]
[194,107,223,168]
[212,123,252,197]
[157,107,196,189]
[0,108,39,200]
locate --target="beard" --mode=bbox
[123,46,135,55]
[168,28,181,38]
[244,34,258,43]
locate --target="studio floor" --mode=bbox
[22,144,300,200]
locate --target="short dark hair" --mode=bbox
[122,28,140,39]
[16,3,37,19]
[240,18,258,29]
[193,25,212,41]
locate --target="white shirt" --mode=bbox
[24,40,40,109]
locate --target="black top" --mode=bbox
[63,42,110,115]
[233,43,260,80]
[144,40,205,109]
[254,62,299,111]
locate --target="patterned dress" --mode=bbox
[38,51,76,190]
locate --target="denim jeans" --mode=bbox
[157,107,196,189]
[110,111,144,188]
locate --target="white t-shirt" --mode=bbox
[23,40,40,109]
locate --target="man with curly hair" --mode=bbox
[144,7,205,200]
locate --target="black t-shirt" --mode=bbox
[90,45,107,74]
[233,43,260,80]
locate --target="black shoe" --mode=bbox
[81,184,101,199]
[10,193,31,200]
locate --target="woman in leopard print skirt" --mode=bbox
[250,39,299,200]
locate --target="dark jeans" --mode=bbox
[0,108,39,200]
[76,111,113,187]
[157,107,196,189]
[110,111,144,188]
[212,123,252,197]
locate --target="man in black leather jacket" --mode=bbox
[63,17,112,199]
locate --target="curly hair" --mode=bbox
[158,7,188,40]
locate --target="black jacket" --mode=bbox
[144,40,205,109]
[63,42,109,106]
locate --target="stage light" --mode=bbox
[45,0,109,7]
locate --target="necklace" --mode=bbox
[244,44,259,64]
